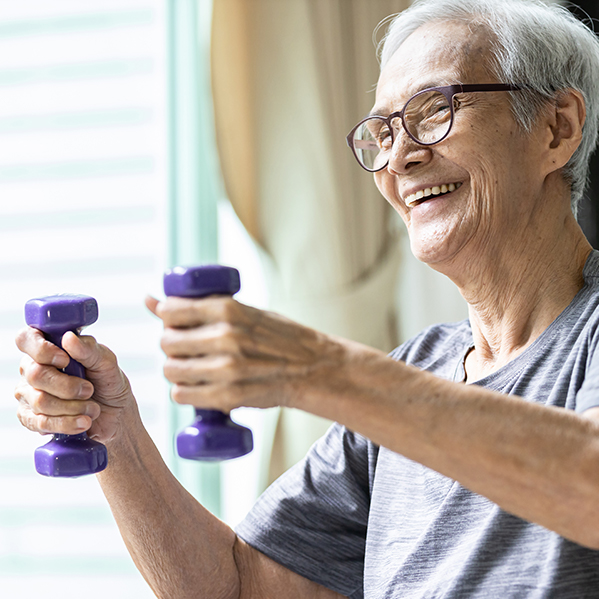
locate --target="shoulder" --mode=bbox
[583,250,599,282]
[389,320,472,372]
[565,251,599,341]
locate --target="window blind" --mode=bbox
[0,1,170,596]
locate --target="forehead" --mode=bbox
[376,20,493,109]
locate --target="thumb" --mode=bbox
[145,294,161,318]
[61,331,104,371]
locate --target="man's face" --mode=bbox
[373,21,548,269]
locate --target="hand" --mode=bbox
[15,327,136,444]
[146,295,348,413]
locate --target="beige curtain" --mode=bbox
[212,0,412,485]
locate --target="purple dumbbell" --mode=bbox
[164,265,254,461]
[25,294,108,477]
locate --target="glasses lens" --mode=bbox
[404,90,452,144]
[352,117,392,171]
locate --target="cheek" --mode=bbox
[468,154,500,198]
[457,115,523,189]
[448,131,510,201]
[467,139,526,203]
[463,160,503,231]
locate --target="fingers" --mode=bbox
[20,354,94,399]
[145,294,160,317]
[164,354,290,385]
[154,295,248,329]
[15,378,99,435]
[16,330,101,436]
[16,355,99,436]
[17,403,93,435]
[16,323,134,443]
[16,326,112,384]
[156,297,321,363]
[161,322,246,357]
[150,294,333,412]
[170,380,280,411]
[15,326,70,369]
[60,332,103,370]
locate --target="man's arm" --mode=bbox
[98,414,344,599]
[151,295,599,550]
[15,327,345,599]
[297,344,599,550]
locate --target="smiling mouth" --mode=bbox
[404,182,463,207]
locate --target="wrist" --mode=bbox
[102,397,144,454]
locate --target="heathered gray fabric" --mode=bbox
[236,250,599,598]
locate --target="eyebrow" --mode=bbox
[368,108,390,118]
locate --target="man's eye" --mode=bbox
[375,126,393,149]
[378,129,391,144]
[429,99,450,115]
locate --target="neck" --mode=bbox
[437,206,592,381]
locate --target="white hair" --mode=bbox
[379,0,599,214]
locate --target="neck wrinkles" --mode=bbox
[454,214,591,379]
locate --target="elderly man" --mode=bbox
[14,0,599,596]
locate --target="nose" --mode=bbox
[387,129,432,175]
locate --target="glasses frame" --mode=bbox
[346,83,523,172]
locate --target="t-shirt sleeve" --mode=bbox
[235,422,377,599]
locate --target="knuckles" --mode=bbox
[25,360,49,385]
[14,327,30,350]
[163,353,243,385]
[28,389,48,415]
[160,321,245,357]
[220,323,245,352]
[162,358,178,381]
[210,322,246,355]
[158,296,244,328]
[19,354,32,377]
[170,382,240,411]
[36,414,54,434]
[16,409,37,433]
[15,326,42,351]
[215,297,241,322]
[169,384,188,405]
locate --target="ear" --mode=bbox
[545,88,586,172]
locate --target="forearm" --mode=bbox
[295,338,599,548]
[97,407,345,599]
[97,406,240,599]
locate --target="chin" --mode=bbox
[406,210,476,268]
[408,230,464,269]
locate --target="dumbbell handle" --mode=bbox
[164,265,253,461]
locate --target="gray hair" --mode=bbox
[379,0,599,215]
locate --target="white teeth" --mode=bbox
[405,182,462,207]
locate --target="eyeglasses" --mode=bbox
[346,83,522,172]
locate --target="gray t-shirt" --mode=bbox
[236,250,599,598]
